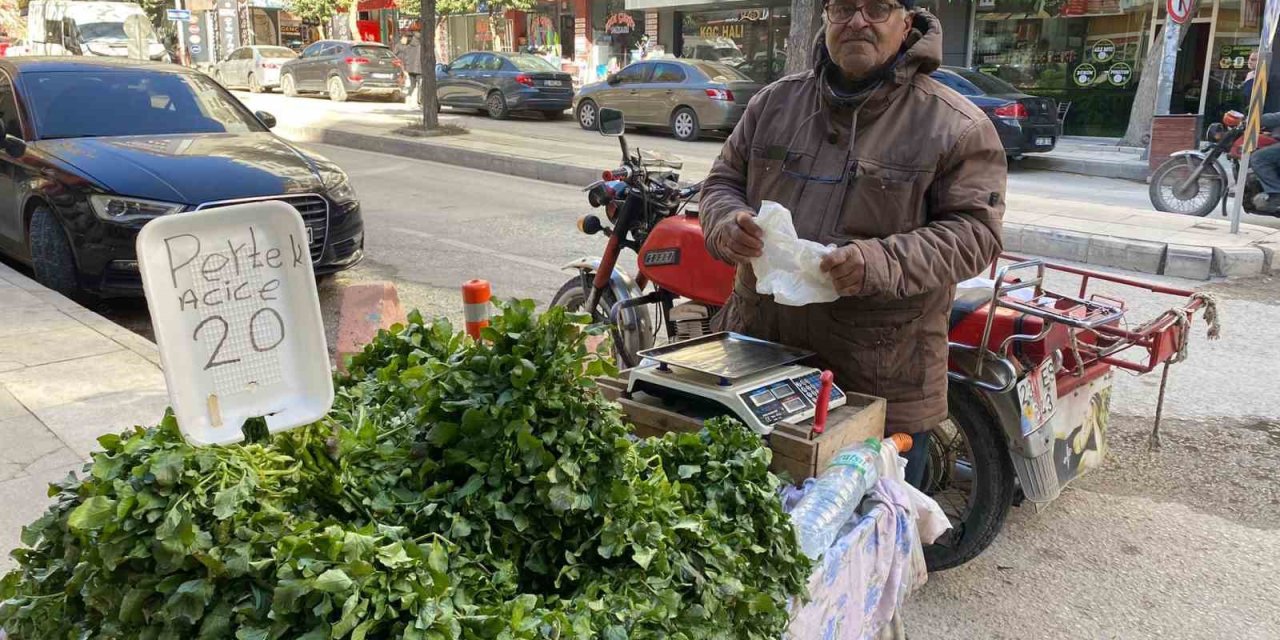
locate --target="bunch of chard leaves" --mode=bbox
[0,301,809,639]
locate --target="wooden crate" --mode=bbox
[596,376,886,483]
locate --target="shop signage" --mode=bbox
[700,24,745,39]
[1107,62,1131,86]
[1219,44,1255,69]
[191,44,201,53]
[737,8,770,21]
[1091,39,1115,62]
[166,8,191,21]
[1167,0,1193,24]
[606,12,635,35]
[190,35,201,44]
[136,202,333,446]
[1073,63,1097,86]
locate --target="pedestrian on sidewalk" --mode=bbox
[396,33,423,105]
[699,0,1007,488]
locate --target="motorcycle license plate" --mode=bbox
[1036,136,1054,147]
[1017,359,1058,436]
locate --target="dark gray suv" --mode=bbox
[435,52,574,120]
[280,40,404,102]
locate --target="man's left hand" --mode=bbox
[820,245,866,297]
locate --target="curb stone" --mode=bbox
[1087,236,1166,275]
[1211,247,1268,278]
[1165,244,1215,280]
[1020,226,1091,263]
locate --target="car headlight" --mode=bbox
[89,195,184,222]
[327,177,357,204]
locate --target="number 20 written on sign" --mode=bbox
[193,308,286,371]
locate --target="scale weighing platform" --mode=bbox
[627,332,846,435]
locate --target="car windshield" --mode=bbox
[24,70,267,139]
[353,45,395,59]
[507,54,559,72]
[684,60,753,83]
[954,68,1019,95]
[78,22,129,41]
[257,46,297,59]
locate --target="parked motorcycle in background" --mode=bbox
[1149,110,1280,217]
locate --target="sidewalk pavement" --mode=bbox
[1020,136,1149,182]
[267,109,1278,281]
[0,261,168,570]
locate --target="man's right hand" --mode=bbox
[718,210,765,265]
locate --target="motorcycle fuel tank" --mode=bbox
[638,216,735,306]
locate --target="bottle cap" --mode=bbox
[888,433,913,453]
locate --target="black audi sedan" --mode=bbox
[930,66,1060,157]
[0,57,364,297]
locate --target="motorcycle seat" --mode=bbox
[950,286,991,330]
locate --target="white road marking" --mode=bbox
[390,227,566,275]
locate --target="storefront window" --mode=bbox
[973,0,1151,136]
[592,0,646,71]
[676,6,789,84]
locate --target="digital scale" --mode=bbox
[626,333,847,435]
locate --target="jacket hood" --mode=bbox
[810,10,943,92]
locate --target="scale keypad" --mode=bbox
[739,373,844,426]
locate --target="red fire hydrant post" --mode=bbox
[463,280,492,339]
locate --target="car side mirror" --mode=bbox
[436,63,449,73]
[255,111,277,129]
[606,73,620,85]
[598,108,625,137]
[4,135,26,158]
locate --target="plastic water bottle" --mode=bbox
[790,434,914,560]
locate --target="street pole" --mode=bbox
[1230,0,1280,234]
[175,0,187,66]
[1155,19,1181,115]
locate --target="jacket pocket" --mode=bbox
[836,170,922,238]
[824,305,926,400]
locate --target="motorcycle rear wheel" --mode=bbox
[1149,157,1224,217]
[921,386,1018,571]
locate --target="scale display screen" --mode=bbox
[738,370,845,427]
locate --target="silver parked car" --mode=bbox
[573,59,762,142]
[213,45,299,93]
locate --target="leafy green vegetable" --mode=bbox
[0,301,810,638]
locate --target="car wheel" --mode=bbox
[248,73,263,94]
[328,76,348,102]
[281,73,298,97]
[486,91,510,120]
[28,206,80,298]
[671,107,700,142]
[576,99,598,131]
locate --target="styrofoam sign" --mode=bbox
[137,201,333,445]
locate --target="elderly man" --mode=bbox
[700,0,1007,486]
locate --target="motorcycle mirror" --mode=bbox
[598,108,625,137]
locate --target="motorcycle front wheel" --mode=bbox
[1149,156,1225,217]
[921,386,1018,571]
[551,274,636,366]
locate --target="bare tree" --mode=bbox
[1120,3,1198,147]
[420,0,439,130]
[786,0,824,75]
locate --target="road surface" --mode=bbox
[95,142,1280,638]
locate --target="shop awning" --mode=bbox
[359,0,397,10]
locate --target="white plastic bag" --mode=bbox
[877,441,953,545]
[750,201,839,307]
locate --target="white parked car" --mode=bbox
[213,45,299,93]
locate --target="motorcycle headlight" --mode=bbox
[327,176,357,204]
[89,195,184,222]
[1205,123,1226,143]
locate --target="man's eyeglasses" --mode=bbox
[824,0,904,24]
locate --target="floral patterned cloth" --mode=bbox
[784,478,926,640]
